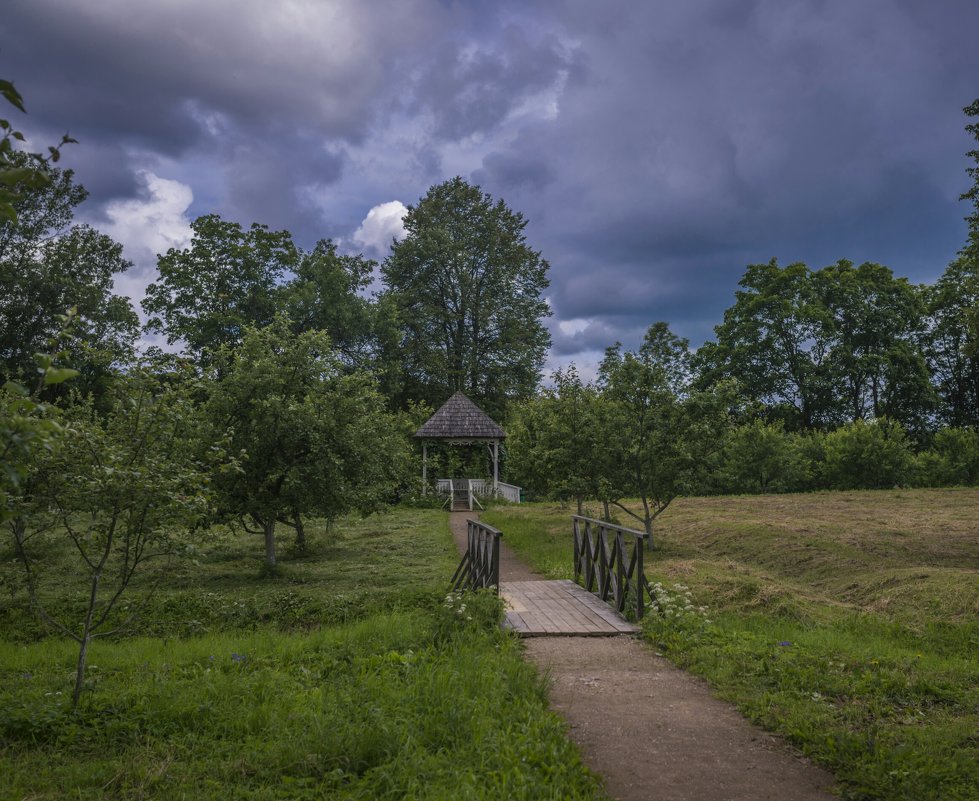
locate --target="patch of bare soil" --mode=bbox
[448,512,838,800]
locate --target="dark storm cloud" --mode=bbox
[408,25,574,141]
[3,0,978,368]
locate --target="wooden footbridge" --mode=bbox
[451,515,653,637]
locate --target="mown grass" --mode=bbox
[484,490,979,801]
[0,510,607,800]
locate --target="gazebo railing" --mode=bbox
[435,478,521,504]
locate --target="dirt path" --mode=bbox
[448,512,838,801]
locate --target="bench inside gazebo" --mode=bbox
[414,392,521,511]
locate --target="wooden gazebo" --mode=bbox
[414,392,506,498]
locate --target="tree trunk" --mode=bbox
[641,496,654,549]
[73,569,102,710]
[293,511,306,554]
[73,632,91,710]
[576,496,583,516]
[602,499,611,521]
[264,519,277,570]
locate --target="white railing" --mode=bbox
[496,482,521,503]
[434,478,521,503]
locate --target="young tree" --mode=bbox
[9,371,211,709]
[143,214,298,361]
[598,325,730,543]
[544,366,602,515]
[206,317,406,569]
[380,177,551,419]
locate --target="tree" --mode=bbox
[380,177,551,418]
[695,259,835,429]
[1,316,78,525]
[0,79,79,522]
[924,100,979,426]
[821,418,913,490]
[818,260,934,432]
[205,317,406,569]
[0,78,75,223]
[716,419,800,493]
[598,325,730,542]
[0,159,138,403]
[279,239,377,366]
[143,214,298,361]
[8,371,211,709]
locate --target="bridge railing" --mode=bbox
[450,519,502,594]
[572,515,652,619]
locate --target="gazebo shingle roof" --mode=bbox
[414,392,506,440]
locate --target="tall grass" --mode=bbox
[0,510,608,800]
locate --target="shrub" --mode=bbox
[822,418,912,489]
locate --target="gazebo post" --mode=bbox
[421,442,428,496]
[492,439,499,493]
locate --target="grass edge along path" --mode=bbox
[483,491,979,801]
[0,509,609,801]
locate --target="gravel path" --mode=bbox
[448,512,838,801]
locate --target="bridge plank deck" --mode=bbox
[500,580,639,637]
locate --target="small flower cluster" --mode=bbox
[443,592,473,621]
[649,581,711,625]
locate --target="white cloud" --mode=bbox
[352,200,408,257]
[98,171,194,338]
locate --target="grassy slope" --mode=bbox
[0,509,607,801]
[484,490,979,801]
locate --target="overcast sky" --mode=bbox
[4,0,979,376]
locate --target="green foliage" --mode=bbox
[695,259,835,429]
[821,418,913,490]
[205,317,408,569]
[914,427,979,487]
[505,366,601,508]
[598,324,731,537]
[716,419,803,493]
[0,509,605,800]
[279,239,378,365]
[0,313,78,524]
[143,214,299,360]
[0,158,137,393]
[0,78,75,224]
[381,177,551,419]
[9,369,213,706]
[697,259,935,432]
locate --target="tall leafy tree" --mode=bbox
[0,159,137,391]
[143,214,298,361]
[205,317,406,569]
[694,260,835,429]
[380,177,551,418]
[818,260,934,431]
[925,99,979,426]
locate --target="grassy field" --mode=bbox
[483,489,979,801]
[0,509,607,800]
